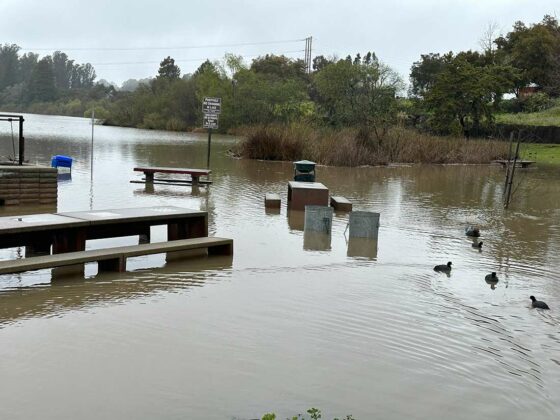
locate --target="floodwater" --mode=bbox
[0,114,559,420]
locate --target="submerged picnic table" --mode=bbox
[133,166,212,186]
[0,206,208,255]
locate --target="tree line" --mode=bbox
[409,15,560,136]
[0,44,114,116]
[1,14,558,140]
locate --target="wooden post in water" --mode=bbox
[18,116,24,165]
[91,109,95,178]
[503,131,515,196]
[206,128,212,169]
[505,135,521,209]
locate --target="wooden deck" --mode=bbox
[493,159,536,168]
[0,206,208,255]
[133,166,212,186]
[0,237,233,275]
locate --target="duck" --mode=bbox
[530,296,550,310]
[485,272,498,283]
[472,241,483,249]
[434,261,452,273]
[465,226,480,237]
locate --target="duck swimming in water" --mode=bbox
[485,272,498,281]
[434,261,452,273]
[465,226,480,237]
[530,296,550,310]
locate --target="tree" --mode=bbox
[0,44,21,90]
[314,53,403,142]
[495,15,560,95]
[250,54,306,81]
[157,56,181,80]
[52,51,74,89]
[27,57,56,102]
[312,55,334,72]
[409,53,452,98]
[70,63,96,88]
[426,56,516,137]
[18,52,38,84]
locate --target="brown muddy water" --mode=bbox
[0,114,559,420]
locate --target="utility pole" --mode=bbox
[304,36,313,73]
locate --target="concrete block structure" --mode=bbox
[0,165,57,207]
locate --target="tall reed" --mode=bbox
[232,123,509,166]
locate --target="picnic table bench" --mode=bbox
[133,166,212,186]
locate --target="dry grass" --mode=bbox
[232,124,509,166]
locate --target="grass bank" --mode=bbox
[522,143,560,164]
[232,124,509,166]
[496,106,560,127]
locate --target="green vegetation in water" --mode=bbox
[521,143,560,164]
[496,105,560,127]
[232,124,509,166]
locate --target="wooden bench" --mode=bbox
[133,166,212,186]
[264,193,281,209]
[330,196,352,211]
[0,237,233,275]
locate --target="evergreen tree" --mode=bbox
[28,57,56,102]
[157,56,181,80]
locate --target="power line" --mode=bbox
[21,38,306,52]
[91,50,306,66]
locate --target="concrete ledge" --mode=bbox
[0,237,233,275]
[330,196,353,212]
[265,193,281,209]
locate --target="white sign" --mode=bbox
[203,114,219,129]
[202,97,222,114]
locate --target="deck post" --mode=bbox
[52,229,86,254]
[98,257,126,272]
[208,243,233,256]
[138,226,151,244]
[145,172,154,183]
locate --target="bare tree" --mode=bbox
[479,21,501,57]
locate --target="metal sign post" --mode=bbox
[202,97,221,169]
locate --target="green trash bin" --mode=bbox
[294,160,316,182]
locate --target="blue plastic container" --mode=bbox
[51,155,73,169]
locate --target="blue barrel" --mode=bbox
[51,155,73,168]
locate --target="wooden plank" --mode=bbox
[0,237,233,274]
[134,166,211,176]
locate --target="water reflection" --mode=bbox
[303,231,331,251]
[287,209,305,231]
[347,237,378,260]
[0,255,233,326]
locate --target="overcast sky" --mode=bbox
[1,0,558,85]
